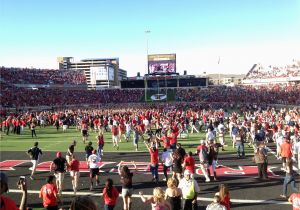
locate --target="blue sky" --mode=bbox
[1,0,299,76]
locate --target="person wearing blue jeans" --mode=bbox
[281,158,298,198]
[145,140,159,183]
[236,129,245,158]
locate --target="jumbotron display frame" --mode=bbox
[148,53,176,74]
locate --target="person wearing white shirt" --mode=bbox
[87,150,101,191]
[125,121,132,142]
[161,148,173,181]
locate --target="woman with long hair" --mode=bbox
[218,184,230,210]
[118,161,136,210]
[172,150,183,181]
[140,187,171,210]
[102,178,119,210]
[165,178,182,210]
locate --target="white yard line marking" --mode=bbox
[9,189,290,205]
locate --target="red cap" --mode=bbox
[56,152,62,158]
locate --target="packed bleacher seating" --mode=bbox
[0,85,144,107]
[245,60,300,79]
[0,67,87,85]
[1,83,299,108]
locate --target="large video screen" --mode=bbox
[148,54,176,74]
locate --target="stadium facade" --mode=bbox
[57,57,127,89]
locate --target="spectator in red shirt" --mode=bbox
[281,137,293,171]
[39,175,60,210]
[111,125,119,150]
[158,132,170,149]
[144,139,159,183]
[169,129,178,151]
[69,155,80,195]
[289,192,300,210]
[182,151,196,179]
[102,178,119,210]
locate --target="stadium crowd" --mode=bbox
[0,67,87,85]
[1,103,300,209]
[1,84,300,108]
[245,61,300,79]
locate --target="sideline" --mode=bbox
[9,189,290,205]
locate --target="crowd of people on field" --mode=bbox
[1,104,300,209]
[0,67,87,85]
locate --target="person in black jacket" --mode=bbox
[27,142,42,180]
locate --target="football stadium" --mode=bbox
[1,1,300,210]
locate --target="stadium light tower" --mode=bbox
[145,30,151,75]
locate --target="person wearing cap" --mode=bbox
[50,152,68,195]
[27,141,43,180]
[196,140,210,182]
[87,149,101,191]
[0,172,27,210]
[178,170,200,210]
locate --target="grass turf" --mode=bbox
[0,126,253,156]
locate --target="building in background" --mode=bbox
[208,74,245,86]
[57,57,127,89]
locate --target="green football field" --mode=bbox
[0,126,253,155]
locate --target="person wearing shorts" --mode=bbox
[69,155,80,195]
[118,161,136,210]
[87,150,101,191]
[50,152,68,195]
[27,141,42,180]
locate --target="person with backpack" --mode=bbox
[27,142,42,180]
[253,143,268,180]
